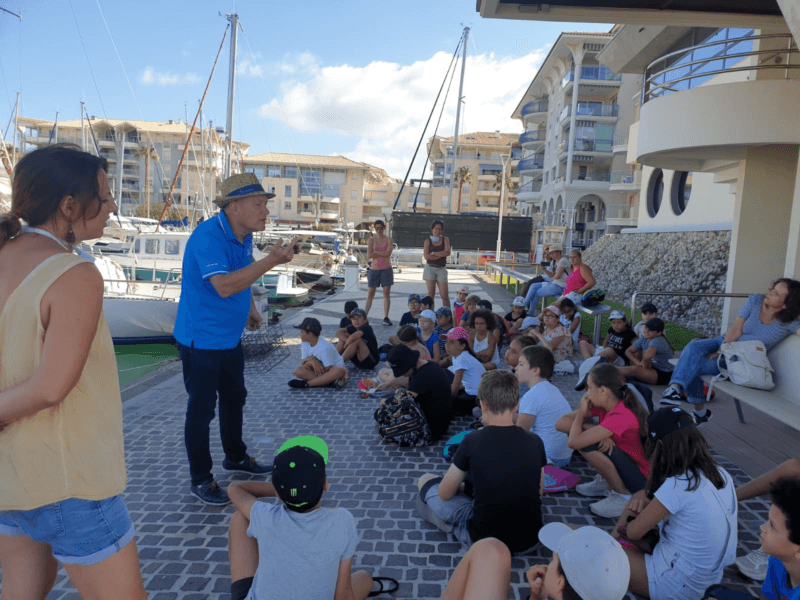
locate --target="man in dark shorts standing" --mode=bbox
[174,173,298,506]
[365,219,394,326]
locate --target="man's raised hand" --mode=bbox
[267,237,299,265]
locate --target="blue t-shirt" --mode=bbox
[417,327,439,357]
[434,325,452,355]
[763,556,800,600]
[633,335,673,372]
[174,211,253,350]
[738,294,800,350]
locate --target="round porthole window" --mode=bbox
[647,169,664,218]
[671,171,692,215]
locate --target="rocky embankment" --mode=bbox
[582,231,731,336]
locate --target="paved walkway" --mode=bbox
[7,268,770,599]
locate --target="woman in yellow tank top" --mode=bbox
[0,145,146,598]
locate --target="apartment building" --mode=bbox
[243,153,371,227]
[511,31,641,254]
[16,117,247,217]
[420,132,521,216]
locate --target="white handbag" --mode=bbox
[713,340,775,391]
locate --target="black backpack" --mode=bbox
[374,390,433,447]
[581,289,606,307]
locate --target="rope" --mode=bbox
[392,32,465,212]
[68,0,108,119]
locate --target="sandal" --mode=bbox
[368,576,400,596]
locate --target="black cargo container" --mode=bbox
[388,211,533,254]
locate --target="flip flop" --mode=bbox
[368,576,400,597]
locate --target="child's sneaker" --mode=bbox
[330,378,345,389]
[693,409,713,426]
[659,385,686,406]
[288,379,309,388]
[383,317,392,326]
[589,491,629,519]
[735,547,769,582]
[575,474,609,497]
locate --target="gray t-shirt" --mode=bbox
[552,256,571,286]
[738,294,800,350]
[633,335,674,372]
[246,501,359,600]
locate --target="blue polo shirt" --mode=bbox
[174,211,253,350]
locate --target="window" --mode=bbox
[134,239,141,253]
[284,185,292,197]
[350,190,357,200]
[268,165,281,178]
[284,166,297,178]
[284,201,292,211]
[268,186,276,194]
[350,206,356,213]
[145,239,159,254]
[246,166,264,180]
[352,172,358,180]
[671,171,693,215]
[299,169,322,197]
[647,169,664,218]
[164,240,180,255]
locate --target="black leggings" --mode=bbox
[581,442,647,493]
[452,393,477,417]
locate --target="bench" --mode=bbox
[576,303,612,347]
[701,334,800,432]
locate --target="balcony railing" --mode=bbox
[560,103,619,120]
[517,180,543,194]
[610,169,642,185]
[519,130,547,146]
[521,99,549,117]
[642,32,800,104]
[517,156,545,172]
[613,133,629,147]
[573,171,611,183]
[560,139,614,154]
[563,65,622,87]
[606,205,634,219]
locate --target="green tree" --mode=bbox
[455,166,472,213]
[493,170,518,214]
[136,144,160,218]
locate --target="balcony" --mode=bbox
[560,103,619,123]
[517,179,543,202]
[563,66,622,88]
[521,99,549,124]
[519,129,547,149]
[319,211,339,220]
[476,189,498,197]
[298,211,315,218]
[609,169,642,190]
[558,139,614,157]
[612,133,629,153]
[517,155,544,174]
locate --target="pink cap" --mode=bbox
[445,327,469,341]
[544,304,561,316]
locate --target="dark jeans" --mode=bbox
[581,442,647,494]
[178,342,248,486]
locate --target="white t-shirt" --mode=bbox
[451,351,485,395]
[246,501,359,600]
[301,337,345,368]
[518,381,572,464]
[652,467,737,584]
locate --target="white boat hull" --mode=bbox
[104,295,178,344]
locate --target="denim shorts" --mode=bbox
[0,495,135,565]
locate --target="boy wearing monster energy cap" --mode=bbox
[226,436,373,600]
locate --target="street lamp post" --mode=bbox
[496,154,511,259]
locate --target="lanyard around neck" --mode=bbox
[20,225,96,261]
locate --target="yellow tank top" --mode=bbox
[0,253,126,510]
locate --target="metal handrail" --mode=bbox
[630,290,753,327]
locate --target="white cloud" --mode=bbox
[140,67,202,86]
[258,49,546,179]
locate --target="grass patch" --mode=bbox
[490,272,705,350]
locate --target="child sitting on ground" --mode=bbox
[469,309,499,371]
[416,369,546,554]
[758,477,800,600]
[434,306,454,366]
[620,318,674,386]
[399,294,422,326]
[458,294,481,329]
[416,309,441,362]
[556,363,651,519]
[578,309,637,369]
[336,308,380,369]
[476,299,506,349]
[559,298,582,348]
[340,300,359,329]
[420,295,434,312]
[505,296,528,336]
[387,324,431,360]
[515,346,573,467]
[226,435,375,600]
[612,407,737,600]
[504,335,539,370]
[530,305,573,364]
[634,302,659,338]
[288,318,348,389]
[444,327,486,416]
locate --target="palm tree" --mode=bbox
[455,166,472,213]
[136,144,160,218]
[493,170,519,214]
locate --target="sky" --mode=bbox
[0,0,610,179]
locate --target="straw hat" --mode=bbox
[213,173,276,208]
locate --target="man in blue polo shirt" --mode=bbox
[174,173,298,505]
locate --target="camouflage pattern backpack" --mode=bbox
[374,390,433,447]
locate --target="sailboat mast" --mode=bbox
[224,12,239,180]
[447,26,469,215]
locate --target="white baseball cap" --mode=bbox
[538,522,630,600]
[609,309,626,320]
[511,296,526,307]
[520,316,541,329]
[419,309,437,321]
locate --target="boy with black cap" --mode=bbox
[336,307,380,369]
[227,435,374,600]
[288,317,347,389]
[339,300,359,329]
[620,317,674,386]
[634,302,659,338]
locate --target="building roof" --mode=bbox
[244,152,370,169]
[19,117,211,135]
[435,132,520,146]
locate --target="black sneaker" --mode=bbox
[330,378,345,389]
[222,455,273,475]
[383,317,392,326]
[659,386,686,406]
[288,379,309,388]
[693,409,713,426]
[190,480,231,506]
